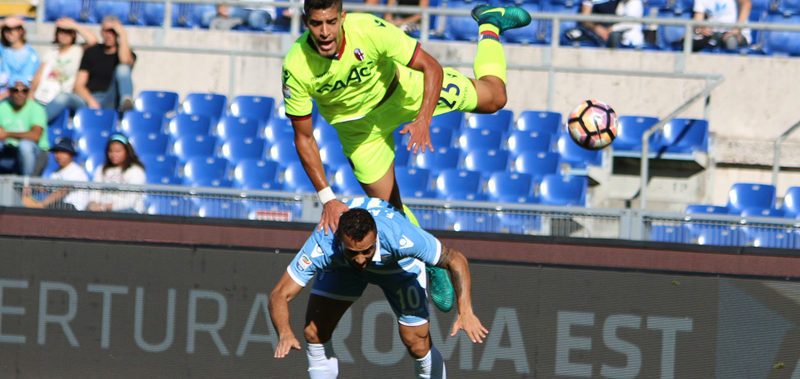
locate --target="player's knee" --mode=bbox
[304,323,328,344]
[403,336,431,359]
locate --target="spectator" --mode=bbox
[0,77,49,176]
[31,17,98,122]
[0,16,40,98]
[22,137,89,210]
[87,133,146,213]
[73,15,136,114]
[691,0,751,51]
[565,0,644,48]
[205,3,275,31]
[380,0,430,34]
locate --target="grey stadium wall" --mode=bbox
[0,207,799,378]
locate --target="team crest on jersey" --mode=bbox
[354,48,365,61]
[297,254,312,271]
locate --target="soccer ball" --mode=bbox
[566,99,618,150]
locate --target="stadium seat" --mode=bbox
[540,0,581,45]
[129,132,170,156]
[168,113,213,138]
[763,14,800,55]
[229,95,276,126]
[49,108,71,131]
[313,118,340,146]
[76,130,112,158]
[220,137,267,164]
[413,146,462,173]
[197,199,248,219]
[263,117,295,143]
[506,130,553,156]
[684,204,732,237]
[686,204,730,214]
[486,171,536,203]
[121,110,167,136]
[443,0,480,41]
[319,141,350,170]
[431,111,465,130]
[513,151,561,180]
[332,166,366,196]
[656,10,693,50]
[395,144,411,167]
[653,118,709,155]
[778,0,800,15]
[173,135,218,162]
[434,169,483,200]
[649,224,692,243]
[613,115,660,153]
[48,125,74,148]
[780,186,800,218]
[140,153,179,184]
[216,115,262,141]
[182,156,232,187]
[134,90,179,116]
[83,152,107,178]
[515,110,562,135]
[181,93,227,124]
[727,182,777,214]
[45,0,84,21]
[740,207,785,218]
[91,0,136,24]
[408,206,448,230]
[146,195,197,216]
[283,161,320,193]
[73,108,118,136]
[457,128,504,151]
[396,166,435,198]
[233,159,282,190]
[463,148,510,176]
[538,174,587,206]
[447,211,500,233]
[555,133,603,170]
[749,228,800,249]
[466,109,514,133]
[501,4,542,44]
[267,140,301,164]
[695,226,746,246]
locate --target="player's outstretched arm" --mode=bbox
[398,47,443,154]
[437,246,489,343]
[291,117,349,234]
[269,271,305,358]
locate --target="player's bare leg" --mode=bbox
[359,162,403,211]
[471,76,508,114]
[400,323,446,378]
[304,294,352,379]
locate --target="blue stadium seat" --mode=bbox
[76,130,112,158]
[401,126,455,150]
[139,2,171,26]
[229,95,276,126]
[778,0,800,15]
[653,118,709,155]
[500,4,542,44]
[431,111,465,130]
[695,226,746,246]
[233,159,282,190]
[541,0,580,45]
[555,133,603,170]
[83,152,107,178]
[684,204,732,237]
[197,199,247,219]
[486,171,536,203]
[516,110,562,134]
[506,130,553,156]
[140,153,179,184]
[319,141,350,170]
[45,0,84,21]
[763,14,800,55]
[283,161,319,193]
[135,90,179,116]
[332,166,366,196]
[408,206,448,230]
[181,93,227,124]
[434,169,483,200]
[146,195,197,216]
[91,0,135,24]
[656,10,692,50]
[244,200,299,221]
[73,108,118,136]
[686,204,730,214]
[173,135,218,162]
[613,115,660,153]
[267,140,301,164]
[513,150,560,180]
[396,166,435,198]
[129,131,170,156]
[220,137,267,164]
[168,113,213,139]
[263,117,295,143]
[313,118,340,146]
[49,108,71,131]
[395,144,411,167]
[182,156,232,187]
[650,224,692,243]
[740,207,785,218]
[121,110,167,136]
[447,211,500,232]
[463,148,510,176]
[538,174,587,206]
[780,186,800,218]
[727,182,777,214]
[457,128,504,151]
[443,0,480,41]
[217,115,261,141]
[48,125,74,148]
[467,109,514,133]
[413,146,462,172]
[749,228,800,249]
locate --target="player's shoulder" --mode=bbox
[284,31,313,64]
[345,12,384,26]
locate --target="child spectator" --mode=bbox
[22,137,89,210]
[87,133,146,213]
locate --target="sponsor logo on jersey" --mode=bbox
[354,48,364,61]
[297,254,312,271]
[315,64,374,94]
[398,235,415,249]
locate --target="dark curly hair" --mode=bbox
[336,208,377,242]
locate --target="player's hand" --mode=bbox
[274,334,302,358]
[450,311,488,343]
[319,199,349,235]
[398,120,433,154]
[695,27,712,36]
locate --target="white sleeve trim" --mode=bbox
[286,266,309,287]
[431,239,442,266]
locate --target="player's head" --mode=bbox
[303,0,345,58]
[336,208,377,271]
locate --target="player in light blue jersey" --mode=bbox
[269,197,487,378]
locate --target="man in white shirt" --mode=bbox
[692,0,752,50]
[22,137,89,210]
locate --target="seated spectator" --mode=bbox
[22,137,89,210]
[565,0,644,48]
[87,133,146,213]
[73,15,136,114]
[691,0,751,51]
[0,16,40,98]
[205,3,275,31]
[379,0,430,34]
[0,77,49,176]
[30,17,98,123]
[208,4,245,30]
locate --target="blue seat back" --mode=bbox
[396,167,435,198]
[467,109,514,133]
[168,113,212,138]
[73,108,118,136]
[515,110,562,135]
[727,182,777,213]
[233,159,282,190]
[135,90,179,116]
[229,95,276,126]
[217,115,262,140]
[513,150,560,180]
[538,174,587,206]
[173,134,218,162]
[463,148,510,175]
[181,93,227,124]
[121,110,167,136]
[220,137,267,164]
[507,130,553,156]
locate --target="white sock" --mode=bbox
[414,345,446,379]
[306,342,339,378]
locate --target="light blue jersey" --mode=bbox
[286,197,442,325]
[0,45,39,86]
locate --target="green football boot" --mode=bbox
[427,266,455,312]
[471,4,532,34]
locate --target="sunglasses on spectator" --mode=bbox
[56,27,75,34]
[2,26,23,32]
[10,88,29,94]
[102,28,117,34]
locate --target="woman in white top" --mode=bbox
[88,133,146,213]
[22,137,89,210]
[30,17,97,122]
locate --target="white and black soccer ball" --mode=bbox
[566,99,619,150]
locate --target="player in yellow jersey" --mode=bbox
[282,0,530,314]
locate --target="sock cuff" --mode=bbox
[479,30,500,41]
[478,23,500,36]
[416,349,432,362]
